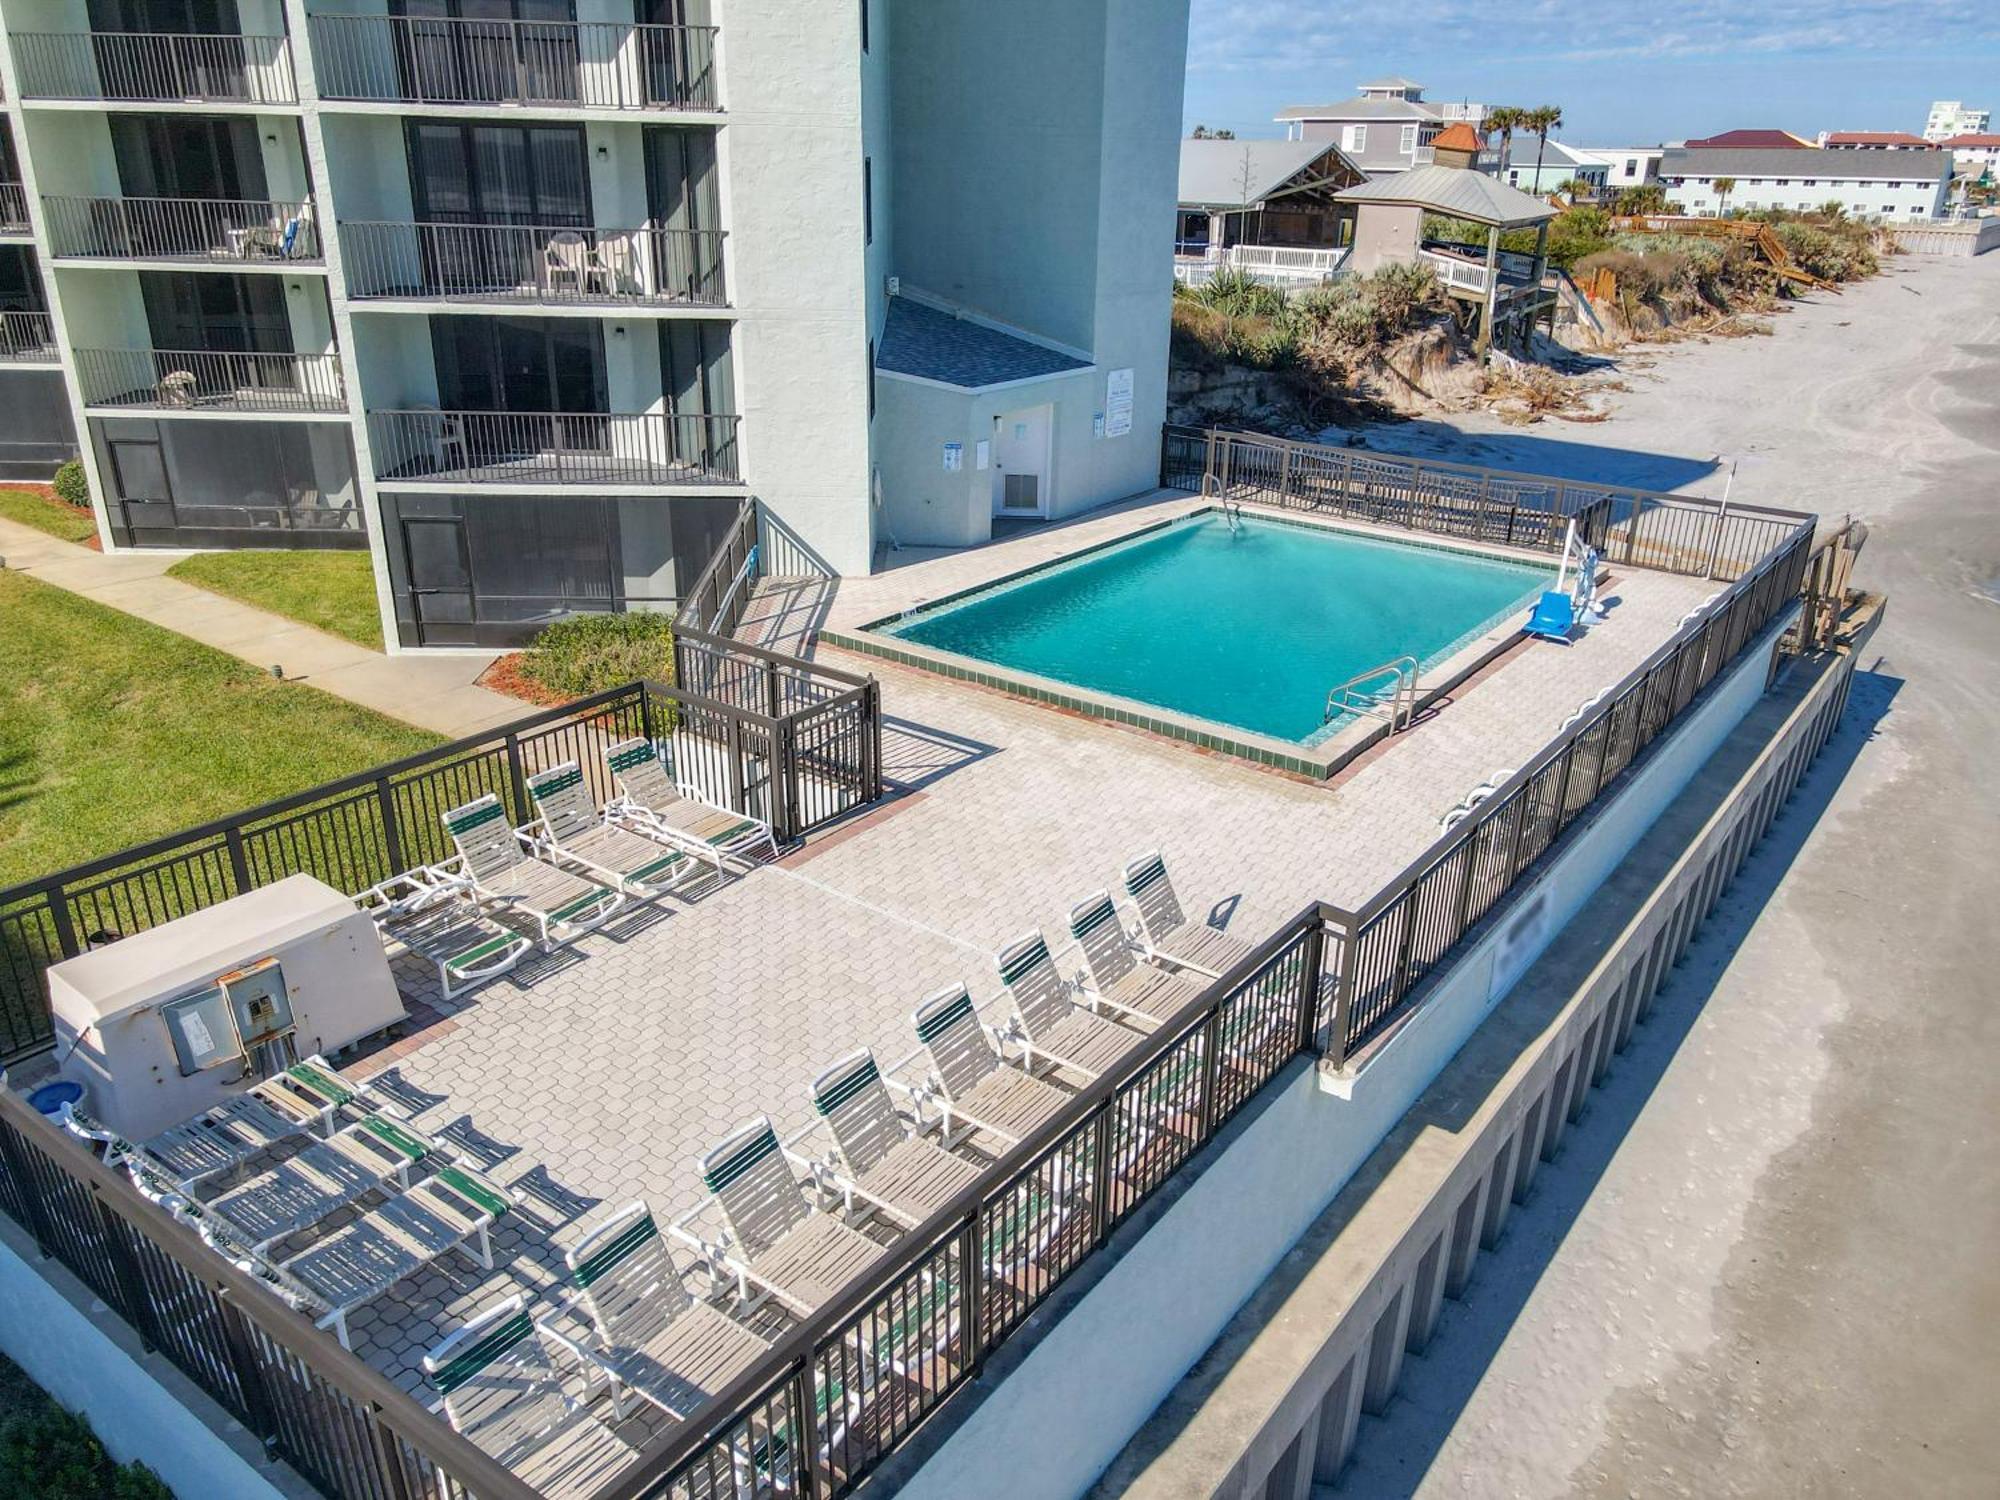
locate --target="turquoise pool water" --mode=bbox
[884,515,1550,744]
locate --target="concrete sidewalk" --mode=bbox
[0,515,526,739]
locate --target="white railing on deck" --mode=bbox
[1173,242,1349,288]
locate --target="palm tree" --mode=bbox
[1485,106,1525,177]
[1713,175,1737,215]
[1527,105,1565,192]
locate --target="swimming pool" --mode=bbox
[879,514,1550,745]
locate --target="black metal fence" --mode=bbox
[1162,424,1806,582]
[0,664,881,1064]
[588,501,1828,1500]
[0,1086,537,1500]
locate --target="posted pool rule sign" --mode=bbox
[1105,368,1134,438]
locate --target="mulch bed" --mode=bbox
[476,652,569,706]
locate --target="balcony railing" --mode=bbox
[367,408,739,485]
[74,347,347,414]
[308,15,718,111]
[0,185,27,233]
[43,195,319,264]
[340,220,724,306]
[10,31,297,105]
[0,312,59,364]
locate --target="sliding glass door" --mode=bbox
[430,315,608,464]
[390,0,580,106]
[407,121,589,294]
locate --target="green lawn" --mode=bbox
[0,488,96,545]
[166,549,385,651]
[0,570,439,887]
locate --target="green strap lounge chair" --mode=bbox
[809,1048,984,1228]
[424,1295,634,1500]
[697,1117,885,1317]
[1122,851,1254,979]
[1067,891,1205,1028]
[143,1091,311,1184]
[357,868,534,1000]
[541,1201,771,1423]
[525,760,701,898]
[995,930,1148,1082]
[603,737,778,869]
[912,984,1073,1147]
[204,1114,437,1250]
[282,1164,514,1348]
[442,793,624,950]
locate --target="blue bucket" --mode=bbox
[30,1080,84,1118]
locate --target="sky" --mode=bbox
[1181,1,2000,146]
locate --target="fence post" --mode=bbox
[45,883,80,960]
[1294,915,1328,1054]
[503,731,530,819]
[1277,444,1294,508]
[223,825,252,893]
[1323,915,1360,1069]
[789,1360,823,1499]
[960,1210,988,1373]
[1090,1103,1115,1241]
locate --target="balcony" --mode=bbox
[10,31,297,106]
[307,15,718,112]
[1418,241,1544,297]
[43,196,320,265]
[340,221,724,307]
[74,347,347,414]
[367,408,738,486]
[0,311,60,364]
[1174,242,1348,288]
[0,184,28,234]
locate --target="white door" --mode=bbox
[991,404,1053,518]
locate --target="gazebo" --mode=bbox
[1334,157,1560,356]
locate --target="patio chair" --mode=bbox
[156,369,197,407]
[1121,851,1255,980]
[525,760,701,898]
[1524,589,1577,643]
[357,868,534,1000]
[442,793,624,950]
[1067,891,1205,1028]
[282,1164,514,1348]
[911,984,1072,1147]
[142,1091,312,1184]
[245,1054,375,1136]
[542,1201,771,1422]
[808,1049,983,1228]
[604,737,778,868]
[995,930,1148,1081]
[425,1295,635,1500]
[204,1113,437,1250]
[544,230,612,297]
[697,1117,886,1317]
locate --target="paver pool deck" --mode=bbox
[313,493,1714,1395]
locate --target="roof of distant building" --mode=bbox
[1179,137,1356,208]
[875,298,1090,390]
[1502,138,1599,170]
[1334,164,1559,226]
[1274,96,1437,122]
[1662,148,1952,182]
[1359,76,1424,91]
[1941,133,2000,148]
[1823,131,1936,148]
[1683,129,1815,149]
[1430,122,1484,153]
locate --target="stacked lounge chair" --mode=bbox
[443,793,624,949]
[604,737,778,869]
[525,760,702,898]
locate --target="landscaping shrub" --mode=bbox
[50,459,89,510]
[518,611,676,700]
[1189,267,1290,319]
[1771,219,1879,282]
[0,1364,171,1500]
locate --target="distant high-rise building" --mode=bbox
[1925,100,1991,142]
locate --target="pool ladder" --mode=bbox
[1202,473,1246,534]
[1324,655,1419,733]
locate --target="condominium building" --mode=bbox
[0,0,1184,649]
[1660,147,1953,222]
[1924,99,1990,142]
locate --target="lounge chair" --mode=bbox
[807,1049,983,1228]
[425,1295,635,1500]
[281,1164,514,1347]
[204,1114,437,1250]
[143,1091,311,1184]
[442,793,624,950]
[604,737,778,868]
[357,867,534,1000]
[244,1054,374,1137]
[525,760,701,898]
[540,1201,771,1422]
[910,984,1072,1147]
[695,1117,885,1317]
[1122,851,1255,979]
[1067,891,1205,1028]
[1524,589,1577,643]
[995,930,1148,1081]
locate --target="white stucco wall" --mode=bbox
[899,611,1796,1500]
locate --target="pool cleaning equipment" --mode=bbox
[47,875,406,1142]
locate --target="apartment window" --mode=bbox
[1887,181,1902,189]
[1804,179,1817,186]
[1626,157,1638,174]
[1344,124,1366,153]
[1882,203,1894,213]
[864,156,873,245]
[1400,124,1417,154]
[1775,179,1790,186]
